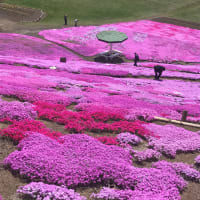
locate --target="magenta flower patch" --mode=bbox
[17,182,86,200]
[91,187,180,200]
[0,33,80,62]
[132,149,162,162]
[0,99,37,120]
[153,160,200,182]
[39,20,200,62]
[117,132,142,145]
[144,124,200,157]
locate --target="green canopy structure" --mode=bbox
[96,30,128,53]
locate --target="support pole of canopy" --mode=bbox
[109,43,113,53]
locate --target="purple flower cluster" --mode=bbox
[4,132,134,188]
[0,99,37,120]
[117,132,142,145]
[91,187,179,200]
[133,149,162,162]
[0,195,2,200]
[4,133,187,199]
[17,182,86,200]
[144,124,200,157]
[153,161,200,182]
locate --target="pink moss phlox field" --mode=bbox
[0,56,78,70]
[17,182,86,200]
[39,20,200,62]
[132,149,162,162]
[140,62,200,74]
[0,119,62,142]
[0,64,57,89]
[0,195,2,200]
[0,98,37,120]
[96,136,118,145]
[4,133,187,199]
[153,161,200,182]
[0,84,72,106]
[1,56,200,80]
[34,101,152,136]
[2,61,200,121]
[0,62,200,122]
[72,61,200,80]
[0,33,80,61]
[144,124,200,157]
[117,132,142,145]
[91,187,179,200]
[6,57,199,80]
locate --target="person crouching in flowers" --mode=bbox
[154,65,165,80]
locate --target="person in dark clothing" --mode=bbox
[154,65,165,80]
[64,15,67,25]
[134,53,139,66]
[74,19,78,27]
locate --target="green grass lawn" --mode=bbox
[4,0,200,25]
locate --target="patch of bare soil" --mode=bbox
[85,130,115,137]
[1,95,21,102]
[76,186,102,200]
[39,119,70,134]
[0,136,26,200]
[0,122,9,130]
[0,137,15,161]
[0,167,26,200]
[163,152,200,165]
[66,102,78,111]
[181,182,200,200]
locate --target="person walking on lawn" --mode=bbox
[64,15,67,25]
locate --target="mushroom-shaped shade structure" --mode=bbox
[96,30,128,52]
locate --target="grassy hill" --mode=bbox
[3,0,200,25]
